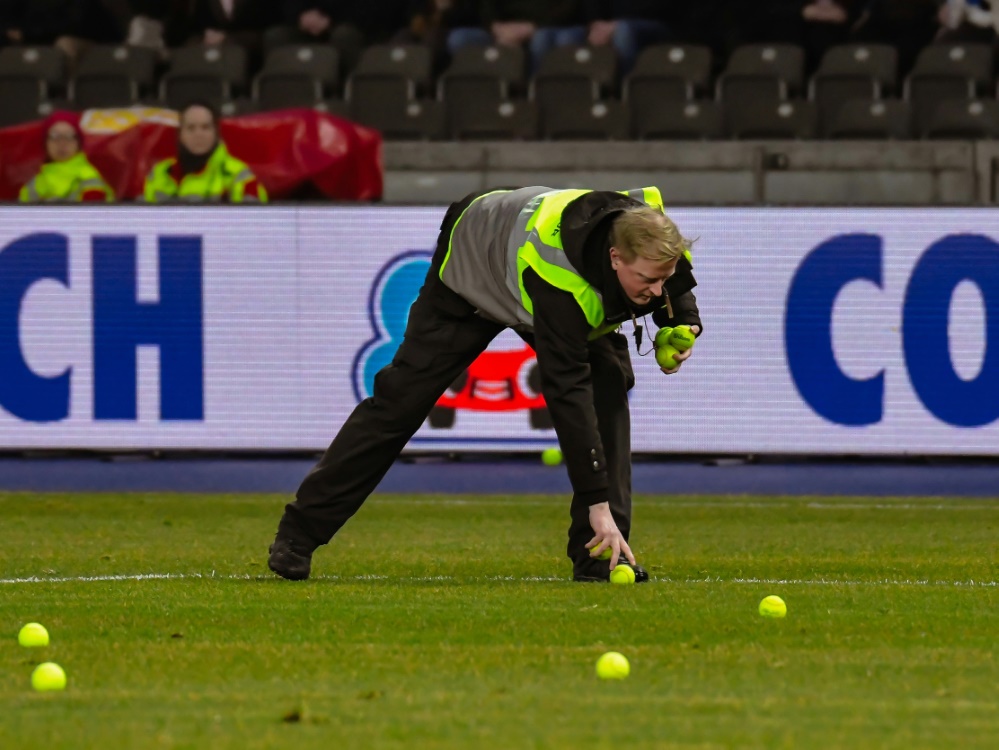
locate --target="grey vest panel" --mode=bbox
[441,186,551,329]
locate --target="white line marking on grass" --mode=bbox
[373,498,999,510]
[0,573,996,588]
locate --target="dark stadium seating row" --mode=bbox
[2,40,999,140]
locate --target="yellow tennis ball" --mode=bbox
[759,595,787,618]
[669,325,696,352]
[610,564,636,585]
[595,651,630,680]
[31,662,66,692]
[653,327,673,349]
[541,447,562,466]
[590,546,612,561]
[655,344,680,370]
[18,623,49,648]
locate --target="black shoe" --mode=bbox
[616,560,649,583]
[572,558,650,583]
[268,536,314,581]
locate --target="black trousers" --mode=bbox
[278,207,635,577]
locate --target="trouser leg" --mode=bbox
[278,280,502,546]
[567,333,634,579]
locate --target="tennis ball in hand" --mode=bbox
[31,662,66,692]
[18,623,49,648]
[669,325,696,352]
[655,344,680,370]
[654,327,674,350]
[541,447,563,466]
[759,595,787,618]
[610,564,636,585]
[590,546,612,561]
[595,651,630,680]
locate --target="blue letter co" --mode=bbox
[0,233,204,423]
[786,234,999,427]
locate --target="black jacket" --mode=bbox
[522,191,701,505]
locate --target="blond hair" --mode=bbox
[609,206,687,264]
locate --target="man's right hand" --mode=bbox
[585,501,635,570]
[300,10,331,36]
[492,21,536,46]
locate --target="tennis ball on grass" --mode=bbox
[610,564,636,585]
[759,595,787,618]
[669,325,696,352]
[31,662,66,692]
[18,623,49,648]
[653,327,674,350]
[595,652,630,680]
[655,344,680,370]
[541,447,563,466]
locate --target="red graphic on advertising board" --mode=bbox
[428,344,552,429]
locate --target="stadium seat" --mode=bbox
[440,76,508,136]
[451,100,537,140]
[717,43,805,110]
[824,99,911,140]
[160,74,231,111]
[0,76,50,127]
[166,45,248,95]
[826,99,912,140]
[629,44,712,95]
[810,44,897,124]
[633,100,724,140]
[254,72,323,110]
[443,45,526,94]
[728,100,817,140]
[347,74,444,139]
[624,45,712,132]
[70,45,157,108]
[0,46,66,96]
[353,44,433,96]
[378,100,446,140]
[263,45,340,93]
[532,46,618,135]
[905,43,994,134]
[536,45,618,96]
[542,100,629,141]
[923,99,999,139]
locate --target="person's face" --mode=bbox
[179,106,217,155]
[46,122,79,162]
[610,247,677,306]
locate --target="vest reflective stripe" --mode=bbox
[617,187,664,211]
[144,143,266,203]
[20,177,40,202]
[507,186,665,338]
[19,154,112,203]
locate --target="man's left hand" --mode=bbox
[660,324,700,375]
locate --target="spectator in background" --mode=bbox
[800,1,863,71]
[448,0,587,72]
[397,0,481,72]
[20,113,114,203]
[938,0,999,44]
[267,1,410,73]
[583,1,680,73]
[0,0,126,63]
[851,0,941,74]
[185,0,279,70]
[144,102,266,203]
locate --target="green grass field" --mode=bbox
[1,491,997,749]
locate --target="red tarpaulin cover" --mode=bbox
[0,107,382,201]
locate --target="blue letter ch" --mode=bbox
[0,232,204,422]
